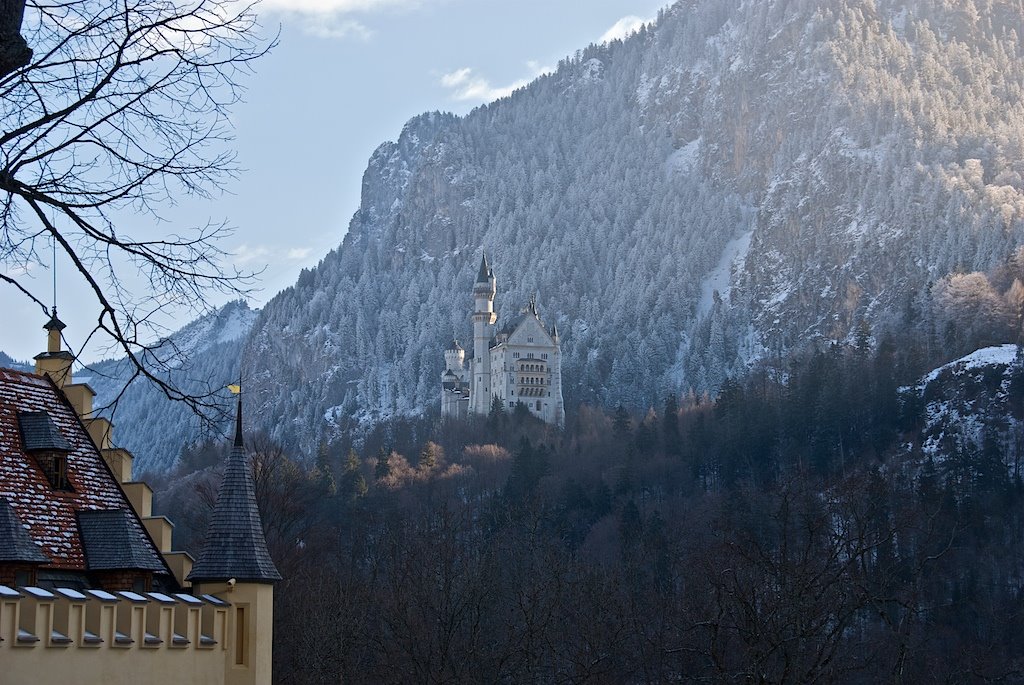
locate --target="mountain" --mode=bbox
[0,351,31,372]
[175,0,1024,455]
[913,343,1024,473]
[83,300,257,474]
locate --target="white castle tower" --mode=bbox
[441,254,563,426]
[470,254,497,415]
[440,340,469,418]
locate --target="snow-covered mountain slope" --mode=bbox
[0,352,31,373]
[914,344,1023,468]
[232,0,1024,453]
[84,300,257,474]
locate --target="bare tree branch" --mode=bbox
[0,0,273,423]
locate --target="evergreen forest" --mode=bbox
[153,317,1024,683]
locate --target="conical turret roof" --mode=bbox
[476,254,490,283]
[187,396,281,584]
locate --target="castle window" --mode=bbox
[235,606,248,666]
[17,411,74,491]
[528,337,534,343]
[536,401,541,411]
[542,353,548,359]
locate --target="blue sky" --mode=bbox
[4,0,668,363]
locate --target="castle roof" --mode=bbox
[447,339,464,352]
[18,410,73,452]
[476,254,491,283]
[0,368,173,578]
[43,308,66,332]
[77,509,166,572]
[187,396,281,584]
[0,496,49,564]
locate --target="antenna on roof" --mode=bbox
[51,233,56,312]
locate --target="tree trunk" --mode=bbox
[0,0,30,79]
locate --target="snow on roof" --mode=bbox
[53,587,88,601]
[0,367,170,576]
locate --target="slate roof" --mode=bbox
[476,254,490,283]
[17,411,72,452]
[77,509,165,571]
[43,309,66,333]
[0,496,49,563]
[187,398,281,584]
[0,368,172,579]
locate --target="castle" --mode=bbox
[441,255,564,426]
[0,311,278,685]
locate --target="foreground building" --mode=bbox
[0,311,278,685]
[442,255,564,425]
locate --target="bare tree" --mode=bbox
[0,0,270,416]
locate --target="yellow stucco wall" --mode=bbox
[0,586,273,685]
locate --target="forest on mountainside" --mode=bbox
[239,0,1024,456]
[40,0,1024,475]
[152,313,1024,683]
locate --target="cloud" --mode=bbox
[259,0,418,14]
[258,0,420,39]
[440,61,552,103]
[234,244,314,266]
[287,247,314,261]
[599,15,649,44]
[301,17,373,40]
[233,244,271,266]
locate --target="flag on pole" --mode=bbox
[227,384,241,394]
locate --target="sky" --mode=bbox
[2,0,668,364]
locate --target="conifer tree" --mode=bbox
[663,394,682,457]
[374,446,391,481]
[612,405,632,441]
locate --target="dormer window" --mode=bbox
[17,411,74,491]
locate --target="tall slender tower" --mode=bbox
[471,254,497,415]
[552,323,565,426]
[188,394,280,685]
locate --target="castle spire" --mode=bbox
[187,391,280,584]
[233,392,244,449]
[476,253,490,283]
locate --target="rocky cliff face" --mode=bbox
[229,0,1024,455]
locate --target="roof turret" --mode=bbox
[43,308,66,332]
[187,394,281,584]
